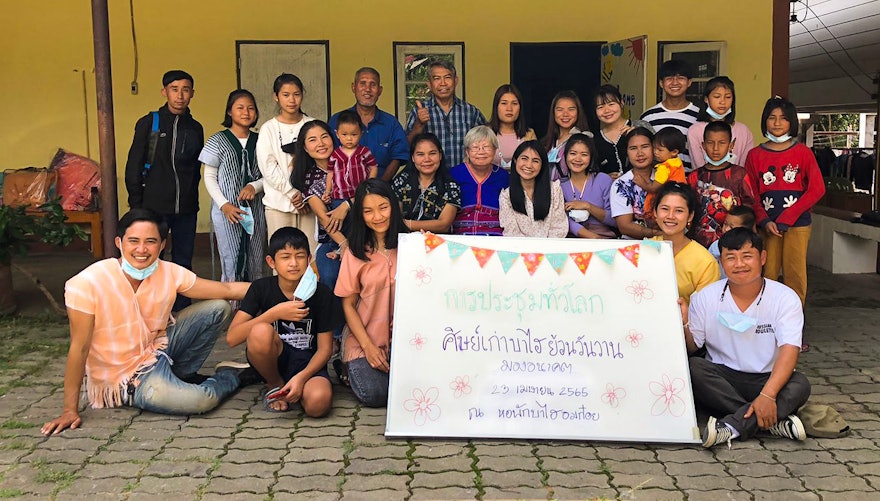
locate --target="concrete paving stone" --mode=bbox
[212,461,279,479]
[348,444,409,460]
[788,462,854,477]
[104,439,166,452]
[140,460,211,478]
[354,414,388,427]
[609,472,677,491]
[279,460,344,477]
[594,447,656,462]
[850,463,880,475]
[226,437,290,450]
[129,475,203,494]
[832,448,880,463]
[773,449,838,464]
[204,476,273,494]
[725,461,792,478]
[78,462,142,479]
[686,490,752,501]
[291,436,349,449]
[408,486,479,500]
[409,471,475,489]
[0,448,30,465]
[201,493,267,501]
[477,455,538,472]
[0,467,56,497]
[737,476,806,492]
[295,425,351,438]
[174,426,232,439]
[339,488,408,501]
[545,471,611,489]
[356,406,387,419]
[534,444,598,459]
[617,488,685,501]
[285,446,347,464]
[22,447,95,464]
[155,447,219,462]
[55,492,123,501]
[274,474,343,493]
[549,486,618,500]
[673,473,740,491]
[412,443,469,459]
[802,474,875,491]
[816,437,880,450]
[222,448,283,464]
[91,448,157,463]
[56,476,133,495]
[752,491,820,501]
[605,460,667,476]
[344,457,408,475]
[274,491,341,501]
[664,461,728,476]
[350,431,392,446]
[234,426,292,440]
[811,492,880,501]
[480,469,544,489]
[471,442,536,457]
[653,449,714,463]
[481,486,551,499]
[411,455,472,473]
[38,436,104,451]
[124,418,186,430]
[836,383,877,395]
[538,456,603,473]
[712,448,776,464]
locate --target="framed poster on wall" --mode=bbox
[393,42,464,125]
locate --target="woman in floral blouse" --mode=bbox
[391,132,461,233]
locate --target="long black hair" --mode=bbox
[697,76,737,124]
[487,84,529,138]
[653,181,699,239]
[509,140,552,221]
[221,89,259,128]
[540,90,590,152]
[289,120,333,193]
[348,179,409,261]
[563,133,601,177]
[399,133,454,219]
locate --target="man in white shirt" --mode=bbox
[682,227,811,448]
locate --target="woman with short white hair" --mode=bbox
[449,126,510,236]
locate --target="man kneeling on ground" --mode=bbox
[43,209,252,435]
[682,227,811,448]
[226,227,343,416]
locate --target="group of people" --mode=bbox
[44,59,825,450]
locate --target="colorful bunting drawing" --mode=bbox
[546,253,568,274]
[424,233,445,253]
[446,241,468,259]
[521,253,544,276]
[618,244,640,267]
[569,252,592,274]
[641,239,662,253]
[497,250,519,273]
[595,248,617,265]
[471,247,495,268]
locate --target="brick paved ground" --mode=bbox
[1,254,879,500]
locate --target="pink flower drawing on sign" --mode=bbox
[410,333,426,350]
[626,329,643,348]
[649,374,687,417]
[411,265,432,286]
[403,387,441,426]
[601,383,627,408]
[449,375,472,399]
[625,280,654,304]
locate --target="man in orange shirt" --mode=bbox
[42,209,252,435]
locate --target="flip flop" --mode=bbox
[332,359,349,387]
[801,343,811,353]
[263,387,291,413]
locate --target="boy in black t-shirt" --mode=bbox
[227,227,343,415]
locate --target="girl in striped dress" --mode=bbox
[199,89,267,282]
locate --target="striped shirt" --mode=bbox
[406,96,486,167]
[328,145,377,199]
[65,259,197,408]
[640,102,700,172]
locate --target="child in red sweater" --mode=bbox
[745,97,825,350]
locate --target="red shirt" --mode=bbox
[744,143,825,229]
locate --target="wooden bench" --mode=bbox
[807,205,880,274]
[28,209,103,259]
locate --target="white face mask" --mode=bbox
[293,265,318,301]
[765,131,792,143]
[120,256,159,281]
[568,209,590,222]
[717,311,758,333]
[704,152,733,167]
[706,107,732,120]
[239,206,255,235]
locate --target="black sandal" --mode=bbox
[332,359,349,387]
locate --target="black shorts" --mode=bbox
[248,342,330,382]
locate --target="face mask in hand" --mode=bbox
[120,257,159,281]
[717,311,758,333]
[547,146,560,164]
[239,206,255,235]
[568,209,590,222]
[293,265,318,301]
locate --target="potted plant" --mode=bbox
[0,199,85,315]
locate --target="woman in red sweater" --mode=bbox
[745,97,825,348]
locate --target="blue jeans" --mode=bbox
[160,212,197,311]
[316,242,343,340]
[347,357,389,407]
[130,300,239,415]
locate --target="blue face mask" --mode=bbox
[717,311,758,333]
[239,206,255,235]
[120,256,159,281]
[704,151,733,167]
[706,107,732,120]
[293,264,318,301]
[765,132,792,143]
[547,146,560,164]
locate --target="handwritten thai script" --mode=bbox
[441,327,623,359]
[444,282,604,321]
[497,401,600,421]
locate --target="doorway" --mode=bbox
[510,42,603,139]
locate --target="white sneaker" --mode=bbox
[767,415,807,441]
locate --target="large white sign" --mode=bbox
[386,233,699,443]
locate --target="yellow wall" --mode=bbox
[2,0,774,231]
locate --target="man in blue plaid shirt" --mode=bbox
[405,60,486,167]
